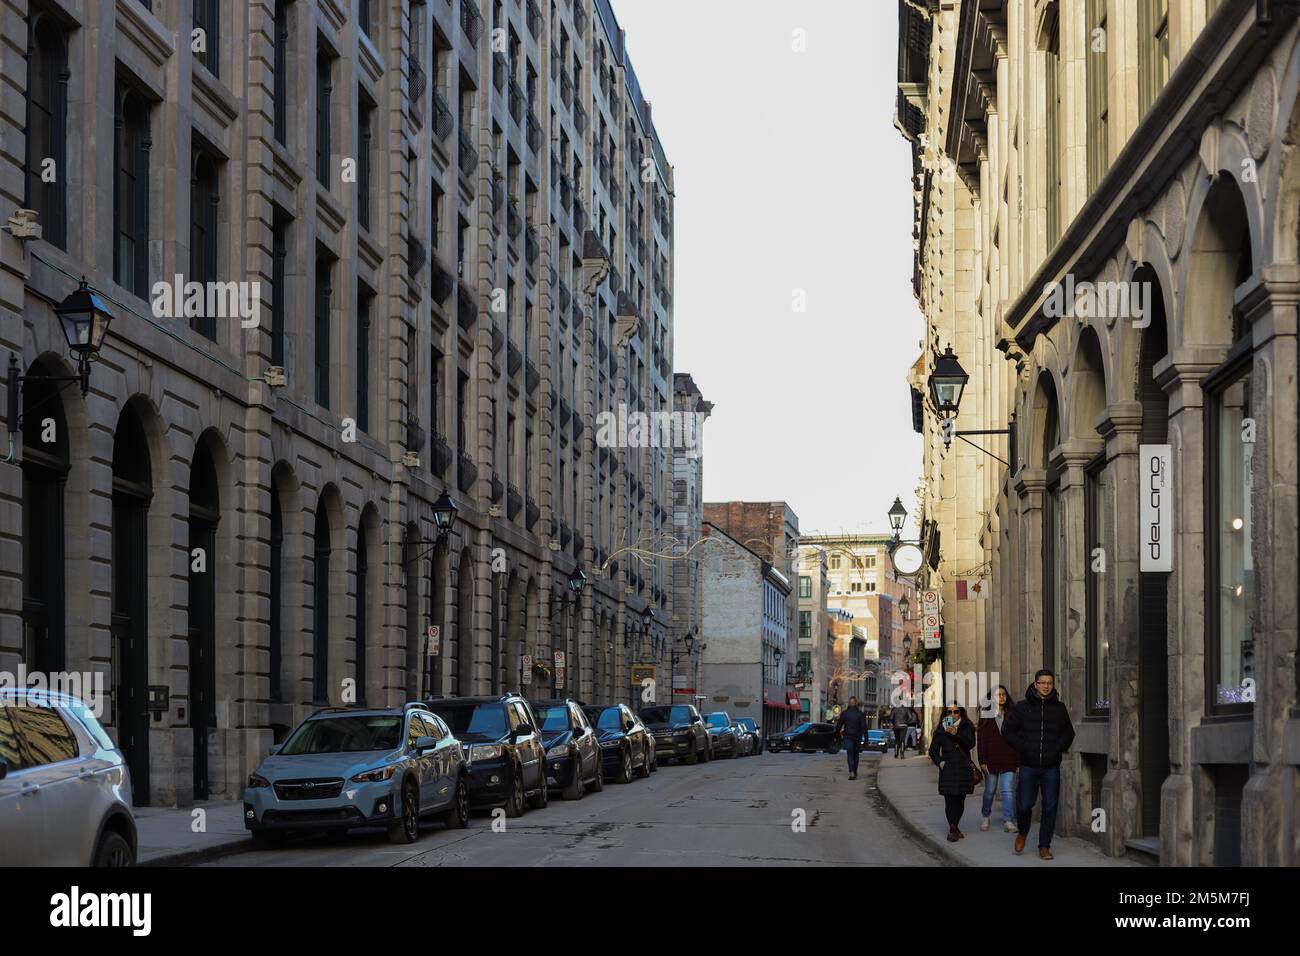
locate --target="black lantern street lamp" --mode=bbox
[432,491,458,540]
[567,566,587,596]
[7,279,114,436]
[898,594,910,620]
[927,345,968,416]
[888,496,907,541]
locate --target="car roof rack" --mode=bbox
[308,705,358,718]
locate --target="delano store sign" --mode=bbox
[1140,445,1172,572]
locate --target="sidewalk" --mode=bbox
[134,800,253,866]
[875,755,1142,867]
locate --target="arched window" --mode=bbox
[187,439,219,799]
[21,359,69,673]
[356,525,368,706]
[269,481,283,701]
[25,9,68,249]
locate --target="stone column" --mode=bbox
[1097,401,1145,857]
[1014,468,1048,693]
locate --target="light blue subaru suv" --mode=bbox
[243,703,469,846]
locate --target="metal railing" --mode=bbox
[458,129,478,177]
[459,0,481,46]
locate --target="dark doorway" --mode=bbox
[112,404,152,805]
[1137,269,1170,837]
[187,439,219,799]
[21,359,69,674]
[313,501,331,703]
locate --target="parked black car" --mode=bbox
[766,722,842,754]
[582,704,653,783]
[531,698,603,800]
[425,694,549,816]
[705,712,739,757]
[734,716,763,754]
[639,703,711,764]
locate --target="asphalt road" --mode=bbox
[202,749,939,867]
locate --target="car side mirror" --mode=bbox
[415,735,436,753]
[514,723,534,738]
[624,720,635,732]
[268,744,282,756]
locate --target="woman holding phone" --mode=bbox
[928,702,977,841]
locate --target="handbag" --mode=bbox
[961,733,983,787]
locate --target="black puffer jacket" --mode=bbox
[1002,685,1076,768]
[928,719,977,795]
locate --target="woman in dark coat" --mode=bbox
[976,684,1020,832]
[928,703,977,841]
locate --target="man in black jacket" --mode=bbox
[890,702,916,759]
[1002,669,1075,860]
[835,697,867,780]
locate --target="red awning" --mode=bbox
[786,693,801,708]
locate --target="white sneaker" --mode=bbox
[1004,820,1018,833]
[980,816,990,831]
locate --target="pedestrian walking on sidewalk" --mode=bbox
[1002,670,1076,860]
[976,684,1019,833]
[890,703,916,759]
[928,703,977,842]
[835,696,867,780]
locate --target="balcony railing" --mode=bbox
[433,91,454,142]
[526,111,542,154]
[572,200,587,234]
[459,0,481,46]
[558,282,571,314]
[431,256,455,305]
[409,59,427,129]
[457,451,477,493]
[559,72,573,109]
[458,129,478,177]
[493,51,507,93]
[525,497,539,530]
[457,280,476,329]
[407,235,426,279]
[490,321,505,355]
[430,432,452,478]
[491,172,505,217]
[598,154,610,188]
[574,4,587,36]
[574,102,587,135]
[508,78,525,123]
[550,44,560,83]
[526,0,542,39]
[610,178,621,208]
[490,473,504,504]
[507,483,523,520]
[559,172,572,210]
[506,200,523,240]
[525,359,540,394]
[507,342,523,376]
[524,224,539,267]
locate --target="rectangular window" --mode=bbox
[193,0,220,77]
[1045,30,1061,248]
[314,254,332,408]
[798,575,811,599]
[114,84,151,298]
[358,95,374,230]
[1207,357,1254,713]
[271,214,288,368]
[1085,0,1109,193]
[25,7,68,250]
[189,142,220,342]
[799,611,811,640]
[1138,0,1169,116]
[457,371,470,451]
[830,555,841,570]
[316,47,333,187]
[430,346,444,438]
[356,284,372,433]
[1085,455,1110,714]
[359,0,371,37]
[273,0,290,145]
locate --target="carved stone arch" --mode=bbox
[1067,326,1109,443]
[1265,36,1300,265]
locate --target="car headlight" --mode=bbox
[351,766,396,783]
[470,744,505,762]
[547,744,571,759]
[247,773,271,789]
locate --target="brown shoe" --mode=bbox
[1039,847,1054,860]
[947,831,959,842]
[1014,834,1026,855]
[955,829,965,839]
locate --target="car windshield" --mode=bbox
[280,716,403,754]
[532,705,571,731]
[431,704,508,739]
[736,719,757,732]
[588,707,624,731]
[640,705,692,724]
[791,723,812,734]
[706,713,730,729]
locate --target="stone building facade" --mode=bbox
[669,372,710,701]
[896,0,1300,865]
[1,0,685,807]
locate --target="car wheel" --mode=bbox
[527,765,550,810]
[388,783,420,844]
[93,831,135,867]
[589,756,605,792]
[635,744,651,779]
[505,765,527,818]
[249,829,286,850]
[649,749,658,773]
[442,774,470,829]
[563,759,585,801]
[617,746,633,784]
[685,740,699,765]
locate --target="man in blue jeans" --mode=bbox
[835,697,867,780]
[1001,670,1075,860]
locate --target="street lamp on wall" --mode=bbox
[926,344,1011,464]
[6,279,114,438]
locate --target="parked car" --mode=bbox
[0,689,138,866]
[734,717,763,755]
[582,704,653,783]
[530,698,603,800]
[766,722,842,754]
[243,702,469,846]
[639,703,711,764]
[866,729,890,753]
[704,712,739,757]
[425,694,549,817]
[731,717,757,756]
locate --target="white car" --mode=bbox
[0,689,137,866]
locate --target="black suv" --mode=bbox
[531,698,604,800]
[425,695,549,817]
[639,703,711,765]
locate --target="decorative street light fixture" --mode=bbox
[407,491,459,562]
[6,279,114,436]
[898,594,910,620]
[888,496,908,549]
[567,566,587,596]
[925,344,1012,462]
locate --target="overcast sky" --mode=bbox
[614,0,924,538]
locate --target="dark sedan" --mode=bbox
[704,712,739,758]
[766,722,842,754]
[582,704,653,783]
[639,704,711,764]
[734,717,763,754]
[425,694,549,816]
[531,698,604,800]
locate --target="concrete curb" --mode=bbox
[871,762,971,867]
[140,838,256,868]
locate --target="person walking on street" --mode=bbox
[1002,670,1076,860]
[928,703,977,841]
[976,684,1019,832]
[835,696,867,780]
[890,702,916,759]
